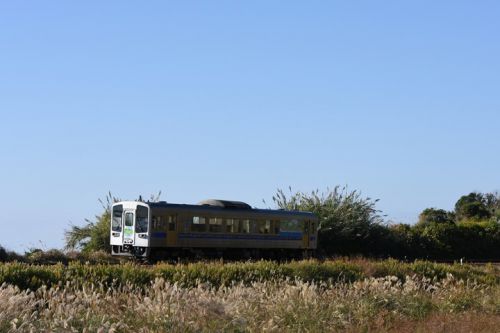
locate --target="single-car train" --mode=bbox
[110,199,318,259]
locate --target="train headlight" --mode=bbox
[112,232,120,237]
[138,234,148,239]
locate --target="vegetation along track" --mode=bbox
[1,258,499,291]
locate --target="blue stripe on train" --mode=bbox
[177,231,303,241]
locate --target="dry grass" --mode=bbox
[382,313,500,333]
[1,273,499,332]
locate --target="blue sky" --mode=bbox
[1,1,499,252]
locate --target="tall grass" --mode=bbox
[1,274,499,332]
[0,259,499,331]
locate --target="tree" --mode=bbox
[417,208,454,226]
[454,192,491,221]
[484,192,500,220]
[65,192,117,252]
[269,186,384,255]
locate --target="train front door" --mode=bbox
[123,211,135,246]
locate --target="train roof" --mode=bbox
[124,199,318,220]
[198,199,252,209]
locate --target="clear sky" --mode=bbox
[1,1,499,252]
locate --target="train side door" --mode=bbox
[166,215,178,247]
[302,220,310,248]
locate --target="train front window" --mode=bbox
[125,212,134,227]
[112,205,123,232]
[135,206,149,233]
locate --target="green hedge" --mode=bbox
[1,259,497,291]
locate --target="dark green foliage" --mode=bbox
[484,192,500,219]
[270,188,500,260]
[0,245,24,262]
[455,192,491,221]
[0,245,6,262]
[386,219,500,261]
[418,208,454,226]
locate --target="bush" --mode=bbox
[0,245,6,262]
[25,249,68,265]
[0,245,24,263]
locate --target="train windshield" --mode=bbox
[135,206,149,233]
[112,205,123,232]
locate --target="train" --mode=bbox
[110,199,318,259]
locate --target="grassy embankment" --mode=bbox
[1,259,499,332]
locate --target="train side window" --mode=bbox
[280,219,301,232]
[273,220,280,234]
[257,220,264,233]
[264,220,271,234]
[251,219,259,233]
[233,219,241,232]
[241,219,250,233]
[183,217,191,232]
[168,215,176,231]
[258,220,272,234]
[192,216,206,232]
[209,218,223,232]
[226,219,238,232]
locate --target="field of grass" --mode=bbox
[1,259,499,332]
